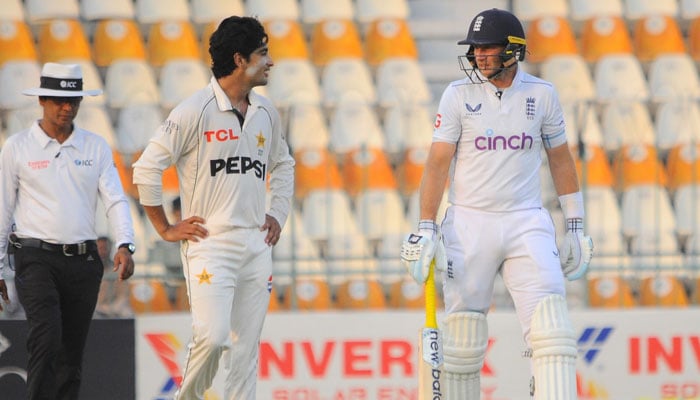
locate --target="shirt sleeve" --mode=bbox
[0,141,19,276]
[98,142,134,247]
[541,86,568,149]
[432,83,463,144]
[266,106,295,228]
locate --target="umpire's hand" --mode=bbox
[114,248,135,281]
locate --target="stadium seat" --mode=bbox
[382,103,434,157]
[309,19,364,67]
[570,0,623,21]
[329,94,385,154]
[406,189,450,227]
[246,0,300,22]
[115,103,162,154]
[585,185,626,257]
[135,0,190,24]
[656,102,700,154]
[667,144,700,191]
[266,58,322,107]
[4,106,42,135]
[354,188,408,241]
[341,147,398,196]
[321,58,377,108]
[688,17,700,61]
[287,103,331,151]
[355,0,409,24]
[64,59,105,106]
[159,59,210,110]
[539,55,596,104]
[301,189,361,242]
[0,0,25,21]
[200,20,217,67]
[293,148,344,200]
[562,102,604,149]
[0,20,37,67]
[93,19,147,68]
[74,105,117,147]
[282,279,333,310]
[25,0,79,22]
[513,0,569,22]
[147,20,201,67]
[594,54,649,103]
[113,152,141,199]
[364,18,419,67]
[587,276,637,308]
[612,144,668,192]
[375,58,431,107]
[387,278,425,309]
[272,209,326,290]
[576,145,615,188]
[600,101,655,154]
[0,60,41,110]
[300,0,355,25]
[633,15,686,62]
[525,16,579,64]
[580,16,633,63]
[104,59,160,108]
[335,279,387,309]
[190,0,244,25]
[674,184,700,239]
[624,0,679,20]
[647,53,700,104]
[396,146,430,196]
[325,233,379,284]
[80,0,135,20]
[37,19,92,64]
[639,276,690,306]
[129,280,174,313]
[264,20,309,61]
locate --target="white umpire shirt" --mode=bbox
[0,122,134,276]
[132,77,295,236]
[433,66,569,212]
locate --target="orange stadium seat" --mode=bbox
[267,288,284,312]
[37,19,92,63]
[587,276,637,308]
[689,17,700,61]
[200,20,217,67]
[147,20,200,67]
[575,145,615,188]
[294,148,344,200]
[282,279,333,310]
[173,281,190,311]
[335,279,387,309]
[93,19,147,67]
[580,16,633,63]
[310,19,364,67]
[113,151,141,199]
[525,16,579,63]
[130,280,174,313]
[612,144,668,192]
[364,18,419,67]
[633,15,686,62]
[0,20,37,67]
[639,276,689,306]
[264,20,309,61]
[397,146,429,196]
[666,144,700,191]
[341,147,398,197]
[387,278,425,309]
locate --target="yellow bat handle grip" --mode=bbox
[425,259,437,329]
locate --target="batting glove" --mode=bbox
[559,218,594,281]
[400,220,447,283]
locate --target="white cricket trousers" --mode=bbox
[175,227,272,400]
[440,206,566,345]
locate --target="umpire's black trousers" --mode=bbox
[13,244,103,400]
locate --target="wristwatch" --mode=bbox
[118,243,136,254]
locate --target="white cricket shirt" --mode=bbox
[434,67,568,212]
[0,122,134,275]
[132,77,295,236]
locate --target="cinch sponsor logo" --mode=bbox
[203,128,240,143]
[475,130,534,151]
[74,159,94,166]
[210,157,266,179]
[578,326,614,365]
[28,160,50,170]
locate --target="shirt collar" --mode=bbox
[210,76,262,112]
[29,120,85,151]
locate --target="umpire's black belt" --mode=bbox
[11,236,97,256]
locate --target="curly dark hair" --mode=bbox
[209,16,269,79]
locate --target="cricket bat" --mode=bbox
[418,259,443,399]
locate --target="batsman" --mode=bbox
[401,8,594,400]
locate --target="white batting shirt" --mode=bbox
[434,67,568,212]
[0,123,134,276]
[132,77,295,235]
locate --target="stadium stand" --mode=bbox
[0,20,38,67]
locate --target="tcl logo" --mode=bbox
[630,335,700,374]
[203,129,240,143]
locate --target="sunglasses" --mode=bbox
[43,96,83,106]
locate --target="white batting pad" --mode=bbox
[530,294,578,400]
[442,312,488,400]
